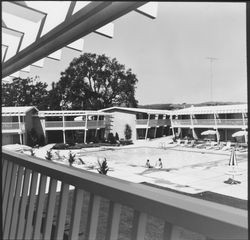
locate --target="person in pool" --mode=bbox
[155,158,163,169]
[145,159,153,168]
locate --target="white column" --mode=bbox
[95,115,100,137]
[242,113,247,143]
[214,113,219,142]
[62,113,66,144]
[145,114,150,140]
[169,115,175,137]
[84,115,88,143]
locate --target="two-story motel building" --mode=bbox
[170,104,248,143]
[1,104,248,146]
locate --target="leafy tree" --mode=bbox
[124,124,132,140]
[53,53,138,110]
[2,77,49,109]
[97,158,109,175]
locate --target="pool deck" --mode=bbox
[33,137,248,201]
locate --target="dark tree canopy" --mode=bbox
[55,53,138,110]
[2,77,49,109]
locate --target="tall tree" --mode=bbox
[2,77,49,109]
[55,53,138,110]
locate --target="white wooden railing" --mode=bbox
[136,119,170,127]
[45,120,108,129]
[2,149,247,240]
[172,119,246,127]
[2,122,25,131]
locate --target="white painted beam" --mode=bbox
[135,2,158,19]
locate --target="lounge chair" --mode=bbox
[183,139,189,146]
[186,140,195,148]
[221,141,232,151]
[206,141,217,150]
[212,142,225,150]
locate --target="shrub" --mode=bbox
[68,151,76,166]
[30,149,35,156]
[119,139,133,145]
[115,132,119,141]
[97,158,109,175]
[124,124,132,140]
[107,133,116,144]
[45,150,53,161]
[52,143,69,149]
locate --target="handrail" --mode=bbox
[172,119,245,126]
[2,122,25,130]
[2,149,247,240]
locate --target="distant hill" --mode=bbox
[138,101,246,110]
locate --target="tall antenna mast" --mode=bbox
[206,57,218,102]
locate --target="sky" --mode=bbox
[19,2,247,105]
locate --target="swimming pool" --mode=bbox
[76,147,247,198]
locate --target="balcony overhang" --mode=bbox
[2,1,147,78]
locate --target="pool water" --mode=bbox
[79,147,235,170]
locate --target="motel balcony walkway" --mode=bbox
[2,149,247,240]
[2,122,25,133]
[171,118,248,128]
[44,120,108,130]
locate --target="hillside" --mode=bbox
[138,101,246,110]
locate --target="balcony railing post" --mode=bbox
[2,161,14,224]
[3,164,18,239]
[163,221,173,240]
[33,174,48,239]
[9,166,25,239]
[69,188,84,239]
[85,194,101,240]
[55,183,70,239]
[131,210,147,240]
[16,168,32,239]
[43,178,58,239]
[105,201,122,240]
[24,171,39,240]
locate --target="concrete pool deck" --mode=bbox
[33,137,248,201]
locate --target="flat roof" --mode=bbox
[38,110,112,117]
[2,106,38,116]
[171,104,248,115]
[100,106,171,115]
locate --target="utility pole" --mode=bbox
[206,57,218,102]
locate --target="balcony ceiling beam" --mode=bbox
[2,1,147,78]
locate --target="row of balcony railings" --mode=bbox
[2,150,247,240]
[2,122,25,131]
[136,119,171,126]
[171,118,248,126]
[44,120,108,129]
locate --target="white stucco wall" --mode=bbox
[108,111,136,141]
